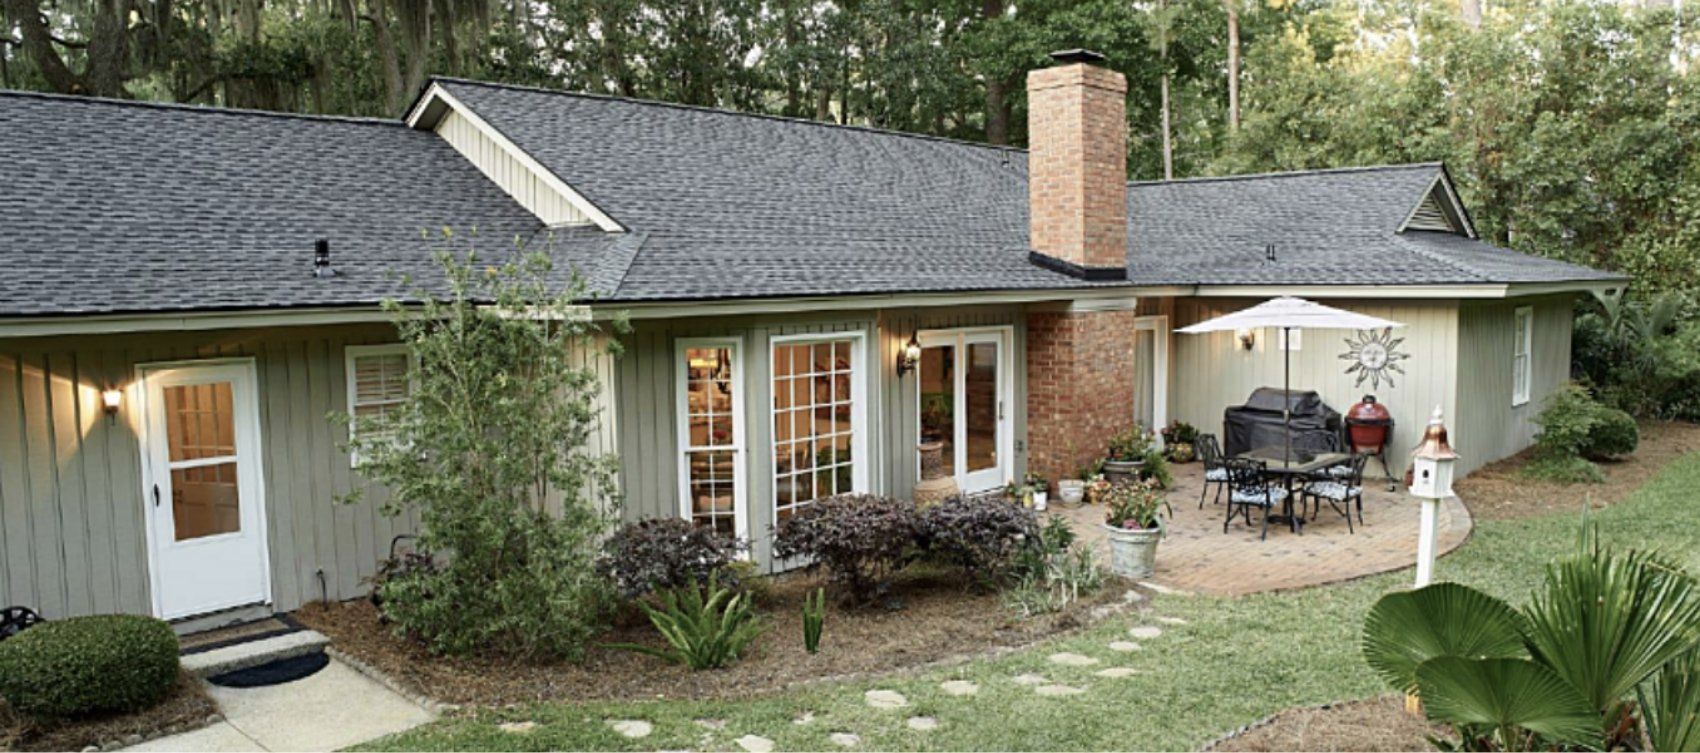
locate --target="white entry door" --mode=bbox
[918,328,1014,494]
[139,360,270,619]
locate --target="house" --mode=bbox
[0,50,1624,628]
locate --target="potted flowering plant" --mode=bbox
[1025,471,1050,510]
[1101,480,1167,578]
[1084,473,1113,505]
[1161,421,1200,463]
[1103,428,1155,484]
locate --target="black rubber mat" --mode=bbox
[207,651,329,688]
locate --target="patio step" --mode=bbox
[181,629,329,677]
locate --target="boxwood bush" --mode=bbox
[0,615,179,718]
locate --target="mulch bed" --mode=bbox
[1456,420,1700,522]
[1208,694,1449,752]
[0,671,218,752]
[296,564,1133,706]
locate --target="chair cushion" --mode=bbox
[1230,487,1287,506]
[1204,467,1228,482]
[1306,481,1361,500]
[1327,465,1355,479]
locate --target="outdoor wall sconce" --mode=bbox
[101,387,122,422]
[897,334,922,376]
[1236,328,1256,351]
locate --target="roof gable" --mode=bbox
[1397,168,1477,238]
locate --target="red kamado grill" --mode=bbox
[1345,395,1397,490]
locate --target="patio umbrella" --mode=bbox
[1176,297,1404,469]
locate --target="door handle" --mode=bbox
[152,484,161,508]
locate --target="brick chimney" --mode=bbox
[1026,49,1128,279]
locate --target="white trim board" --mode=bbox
[408,82,623,232]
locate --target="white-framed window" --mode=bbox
[1512,306,1534,407]
[345,344,413,464]
[677,338,746,537]
[771,333,867,522]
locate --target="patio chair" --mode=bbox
[1223,457,1287,541]
[1302,454,1369,533]
[1196,433,1229,509]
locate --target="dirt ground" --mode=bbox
[0,671,217,752]
[1456,420,1700,522]
[296,565,1134,706]
[1209,695,1449,753]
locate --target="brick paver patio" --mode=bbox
[1053,459,1472,596]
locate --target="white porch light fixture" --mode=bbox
[1409,405,1459,587]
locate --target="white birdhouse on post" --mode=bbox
[1409,406,1460,587]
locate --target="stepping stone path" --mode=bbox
[1012,673,1048,686]
[1108,641,1142,652]
[610,720,653,739]
[1140,581,1188,596]
[907,716,940,732]
[499,721,537,734]
[736,734,775,753]
[829,732,862,747]
[1035,684,1085,697]
[939,680,979,696]
[1048,652,1099,667]
[793,712,816,725]
[695,719,728,730]
[865,689,909,709]
[1129,626,1164,640]
[1123,589,1145,603]
[1156,616,1189,626]
[1095,667,1139,679]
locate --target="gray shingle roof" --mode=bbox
[0,90,609,316]
[0,81,1623,318]
[1123,165,1624,286]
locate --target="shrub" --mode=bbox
[772,494,920,606]
[1523,454,1607,484]
[0,615,178,719]
[1533,384,1600,459]
[341,244,623,661]
[1586,407,1640,460]
[802,588,826,654]
[1006,517,1103,617]
[610,574,762,670]
[917,496,1040,586]
[598,518,747,599]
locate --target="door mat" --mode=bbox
[206,651,330,688]
[179,614,303,655]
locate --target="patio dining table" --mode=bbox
[1236,446,1352,533]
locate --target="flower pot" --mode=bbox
[1102,459,1144,485]
[914,441,959,508]
[1057,480,1087,507]
[1166,442,1196,463]
[1032,490,1049,512]
[1102,523,1162,579]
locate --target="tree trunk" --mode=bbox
[365,0,405,112]
[3,0,86,93]
[981,0,1012,144]
[1160,71,1173,180]
[1226,3,1240,131]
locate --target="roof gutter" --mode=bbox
[1191,280,1626,300]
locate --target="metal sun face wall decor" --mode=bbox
[1340,328,1409,389]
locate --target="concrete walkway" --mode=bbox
[1056,460,1472,596]
[125,658,433,752]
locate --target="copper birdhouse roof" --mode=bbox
[1410,406,1460,461]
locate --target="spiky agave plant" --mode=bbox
[802,588,826,654]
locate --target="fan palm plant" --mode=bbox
[1361,523,1700,750]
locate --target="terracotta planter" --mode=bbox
[1103,523,1162,579]
[914,441,959,508]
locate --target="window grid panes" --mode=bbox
[349,349,411,453]
[684,347,738,535]
[1513,308,1532,406]
[772,339,856,520]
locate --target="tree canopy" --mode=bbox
[3,0,1696,294]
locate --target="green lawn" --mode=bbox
[360,452,1700,752]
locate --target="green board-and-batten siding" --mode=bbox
[1453,296,1575,476]
[0,323,618,619]
[613,304,1028,569]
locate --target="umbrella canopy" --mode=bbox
[1176,297,1404,334]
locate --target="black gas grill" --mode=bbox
[1222,388,1343,458]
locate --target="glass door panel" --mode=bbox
[1133,330,1156,432]
[963,341,999,475]
[681,345,741,536]
[918,344,956,478]
[162,382,242,540]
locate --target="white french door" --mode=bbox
[1133,315,1170,438]
[676,339,748,538]
[917,327,1014,494]
[138,359,271,619]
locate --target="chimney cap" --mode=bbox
[1049,49,1107,65]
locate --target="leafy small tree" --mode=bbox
[342,232,626,661]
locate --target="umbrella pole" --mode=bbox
[1284,327,1294,532]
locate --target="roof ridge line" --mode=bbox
[1127,162,1444,187]
[431,76,1029,156]
[0,87,405,127]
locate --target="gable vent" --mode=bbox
[1406,192,1458,232]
